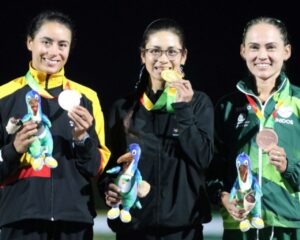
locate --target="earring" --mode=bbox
[180,64,185,78]
[135,64,145,89]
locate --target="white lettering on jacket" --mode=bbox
[275,118,294,125]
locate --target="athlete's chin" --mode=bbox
[41,65,63,75]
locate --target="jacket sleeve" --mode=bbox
[282,156,300,191]
[172,92,214,171]
[206,99,230,204]
[0,111,23,182]
[73,92,111,177]
[0,143,22,182]
[97,100,126,200]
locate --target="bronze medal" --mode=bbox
[256,128,278,150]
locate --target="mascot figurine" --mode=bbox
[106,143,150,223]
[6,90,58,171]
[229,152,264,232]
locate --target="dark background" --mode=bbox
[1,0,300,115]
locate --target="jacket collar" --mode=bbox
[236,72,288,96]
[28,62,65,89]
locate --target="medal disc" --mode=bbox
[58,89,82,111]
[256,128,278,150]
[161,69,183,82]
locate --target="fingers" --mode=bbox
[266,145,287,172]
[68,106,93,127]
[105,183,122,207]
[168,79,194,102]
[229,204,247,221]
[168,79,190,91]
[13,121,38,153]
[68,106,93,139]
[269,150,287,173]
[221,192,247,221]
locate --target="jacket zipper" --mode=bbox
[45,75,55,221]
[237,84,283,216]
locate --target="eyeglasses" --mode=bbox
[143,48,183,59]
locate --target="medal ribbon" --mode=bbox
[25,71,71,99]
[245,95,283,128]
[244,74,290,128]
[140,87,177,112]
[25,71,55,99]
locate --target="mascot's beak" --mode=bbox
[117,152,133,171]
[239,165,248,182]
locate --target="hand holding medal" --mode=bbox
[58,86,93,141]
[161,69,193,103]
[256,128,287,173]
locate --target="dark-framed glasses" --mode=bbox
[144,48,183,59]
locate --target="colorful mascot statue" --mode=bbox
[229,152,264,232]
[6,90,57,171]
[106,143,150,223]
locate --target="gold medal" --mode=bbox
[161,69,183,82]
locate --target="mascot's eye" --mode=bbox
[244,160,248,165]
[34,94,39,100]
[131,149,137,155]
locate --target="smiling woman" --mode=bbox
[0,10,110,240]
[208,17,300,240]
[27,21,72,75]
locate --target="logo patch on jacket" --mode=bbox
[172,128,179,136]
[276,106,294,125]
[236,113,250,128]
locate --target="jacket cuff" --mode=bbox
[282,157,295,179]
[74,137,94,155]
[1,142,23,163]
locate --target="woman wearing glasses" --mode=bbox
[99,18,214,239]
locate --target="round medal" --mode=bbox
[256,128,278,150]
[58,89,82,111]
[161,69,183,82]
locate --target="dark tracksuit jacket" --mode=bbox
[102,88,214,235]
[0,65,110,227]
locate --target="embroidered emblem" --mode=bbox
[277,106,293,118]
[236,113,249,128]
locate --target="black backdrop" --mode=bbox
[1,0,300,210]
[1,0,300,115]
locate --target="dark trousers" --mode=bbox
[0,219,93,240]
[116,225,203,240]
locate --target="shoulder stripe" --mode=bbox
[0,77,26,99]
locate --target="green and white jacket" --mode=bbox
[213,72,300,229]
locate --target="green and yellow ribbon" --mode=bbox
[140,87,177,112]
